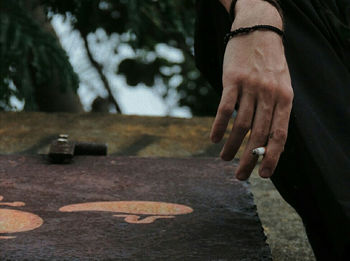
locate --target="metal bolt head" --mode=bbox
[57,138,68,145]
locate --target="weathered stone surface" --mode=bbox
[0,112,241,157]
[0,155,271,260]
[249,173,315,261]
[0,112,315,260]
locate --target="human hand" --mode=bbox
[211,0,293,180]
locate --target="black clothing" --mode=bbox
[195,0,350,259]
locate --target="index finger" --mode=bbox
[210,85,238,143]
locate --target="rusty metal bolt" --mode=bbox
[57,138,68,145]
[58,134,69,140]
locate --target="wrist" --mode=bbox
[233,0,283,30]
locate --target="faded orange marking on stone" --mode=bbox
[0,195,25,207]
[0,209,43,235]
[114,214,175,224]
[0,202,26,207]
[59,201,193,215]
[59,201,193,224]
[0,236,16,239]
[0,195,44,239]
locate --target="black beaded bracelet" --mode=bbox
[224,25,284,46]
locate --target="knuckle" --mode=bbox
[245,76,260,87]
[218,104,234,118]
[279,87,294,103]
[223,71,249,86]
[222,70,243,86]
[261,84,275,94]
[254,78,279,99]
[271,128,288,144]
[260,78,277,92]
[235,121,251,133]
[235,72,249,84]
[252,128,269,141]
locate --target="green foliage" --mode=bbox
[1,0,220,115]
[118,58,172,87]
[0,0,79,110]
[43,0,220,115]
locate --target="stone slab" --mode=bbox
[0,112,249,158]
[0,112,315,260]
[0,155,271,260]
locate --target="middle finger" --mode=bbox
[235,98,274,180]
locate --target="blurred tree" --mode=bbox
[0,0,83,112]
[0,0,220,115]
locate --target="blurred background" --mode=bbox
[0,0,221,117]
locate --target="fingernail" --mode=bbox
[260,168,272,178]
[220,152,232,161]
[236,172,246,180]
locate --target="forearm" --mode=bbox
[219,0,283,29]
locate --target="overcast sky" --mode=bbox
[51,15,192,118]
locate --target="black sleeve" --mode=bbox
[194,0,231,93]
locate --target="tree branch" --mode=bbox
[82,34,122,113]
